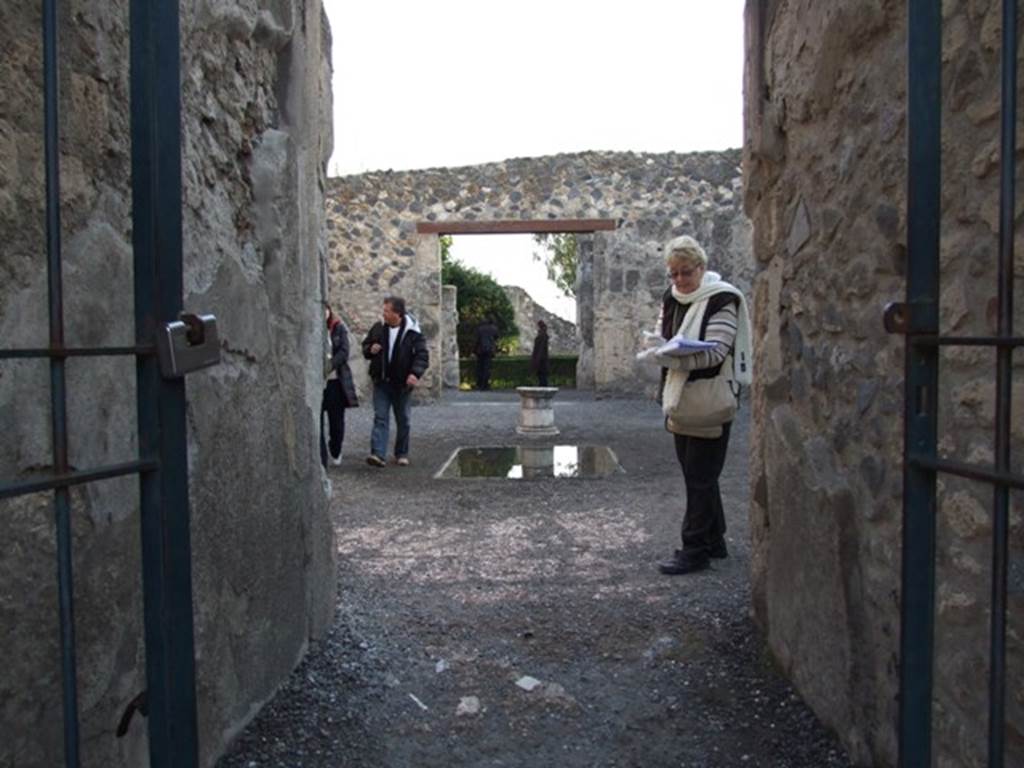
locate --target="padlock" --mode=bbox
[156,313,221,379]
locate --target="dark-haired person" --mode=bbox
[473,317,499,390]
[321,305,359,467]
[361,296,429,467]
[530,320,550,386]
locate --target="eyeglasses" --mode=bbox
[668,265,703,278]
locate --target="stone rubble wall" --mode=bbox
[325,150,753,400]
[501,285,577,356]
[0,2,335,766]
[744,1,1024,766]
[441,285,460,387]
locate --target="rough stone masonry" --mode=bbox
[744,1,1024,766]
[502,285,577,356]
[0,2,335,766]
[325,150,753,401]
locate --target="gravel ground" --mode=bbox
[217,390,852,768]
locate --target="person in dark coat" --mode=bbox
[361,296,429,467]
[472,318,499,390]
[322,305,359,467]
[529,320,550,386]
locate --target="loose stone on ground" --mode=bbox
[217,391,851,768]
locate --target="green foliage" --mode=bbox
[459,355,578,390]
[439,234,453,265]
[532,233,578,298]
[453,447,518,478]
[441,248,518,356]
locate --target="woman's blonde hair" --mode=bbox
[664,235,708,267]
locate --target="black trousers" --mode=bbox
[536,368,549,387]
[321,380,347,465]
[674,422,731,556]
[475,354,493,390]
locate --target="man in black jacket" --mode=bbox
[361,296,429,467]
[472,318,499,390]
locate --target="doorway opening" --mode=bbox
[416,219,615,391]
[446,232,575,390]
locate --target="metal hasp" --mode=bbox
[156,313,221,378]
[882,301,937,336]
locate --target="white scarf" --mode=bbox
[669,271,753,385]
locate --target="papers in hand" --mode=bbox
[654,337,716,357]
[636,330,715,364]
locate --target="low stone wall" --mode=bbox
[502,285,577,355]
[326,150,752,399]
[0,3,335,766]
[744,2,1024,766]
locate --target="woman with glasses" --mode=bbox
[647,235,752,575]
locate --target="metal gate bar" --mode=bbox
[899,1,941,765]
[909,336,1024,348]
[130,0,200,764]
[896,1,1021,766]
[0,346,156,359]
[905,455,1024,491]
[0,460,159,501]
[42,0,81,763]
[988,0,1017,762]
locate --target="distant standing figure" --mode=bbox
[361,296,429,467]
[530,320,550,387]
[322,305,359,467]
[473,318,499,390]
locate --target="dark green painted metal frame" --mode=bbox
[893,1,1020,766]
[0,1,199,765]
[897,3,941,764]
[130,0,200,765]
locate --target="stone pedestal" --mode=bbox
[520,446,555,478]
[515,387,560,437]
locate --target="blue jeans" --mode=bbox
[371,384,412,459]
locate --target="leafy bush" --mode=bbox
[459,355,577,390]
[441,247,518,356]
[532,233,578,298]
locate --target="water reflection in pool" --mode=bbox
[435,445,624,479]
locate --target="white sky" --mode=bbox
[450,234,577,322]
[323,0,745,321]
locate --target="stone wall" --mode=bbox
[501,285,577,356]
[0,2,335,766]
[325,150,752,399]
[744,1,1023,766]
[441,285,460,388]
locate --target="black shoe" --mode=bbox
[657,549,710,575]
[709,538,729,559]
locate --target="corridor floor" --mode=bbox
[218,391,852,768]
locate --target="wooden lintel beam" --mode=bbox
[415,219,616,235]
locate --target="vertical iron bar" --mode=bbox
[130,0,199,765]
[988,1,1017,765]
[43,1,81,765]
[900,2,942,766]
